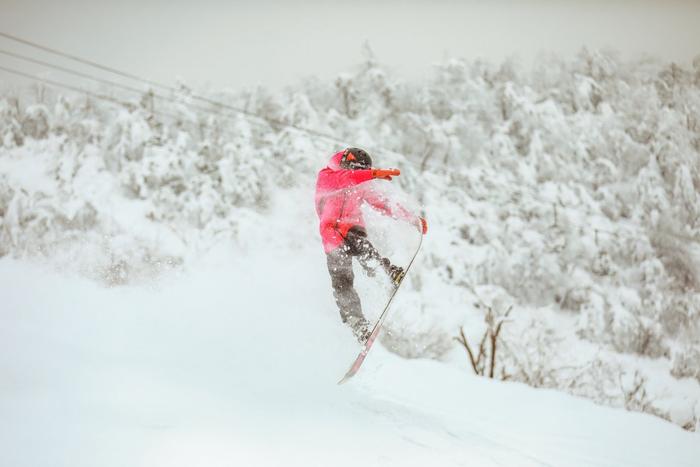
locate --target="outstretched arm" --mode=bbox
[363,187,426,234]
[318,167,374,188]
[317,167,402,190]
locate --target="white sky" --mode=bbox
[0,0,699,90]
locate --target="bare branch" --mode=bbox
[455,327,481,375]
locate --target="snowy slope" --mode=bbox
[2,236,699,467]
[2,50,700,465]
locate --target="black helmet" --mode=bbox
[340,147,372,170]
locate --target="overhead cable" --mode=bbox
[0,47,271,129]
[0,63,254,142]
[0,30,349,148]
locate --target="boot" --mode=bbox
[388,265,405,287]
[381,258,405,287]
[348,316,372,344]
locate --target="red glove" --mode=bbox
[372,168,400,181]
[418,217,428,235]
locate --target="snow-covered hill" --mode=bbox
[2,240,699,467]
[2,49,700,464]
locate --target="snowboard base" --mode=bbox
[337,233,423,384]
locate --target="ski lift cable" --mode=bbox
[0,31,168,92]
[0,47,279,131]
[0,63,184,124]
[0,63,257,142]
[0,30,354,149]
[0,48,161,99]
[0,31,427,163]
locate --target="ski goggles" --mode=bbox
[342,149,371,170]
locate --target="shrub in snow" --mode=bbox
[563,358,626,407]
[1,184,100,256]
[382,324,453,361]
[650,223,700,293]
[611,314,667,358]
[498,316,563,387]
[559,285,593,312]
[0,177,15,256]
[591,250,614,276]
[219,143,268,207]
[618,370,671,422]
[455,305,512,379]
[105,109,152,168]
[121,143,191,200]
[577,292,667,358]
[671,346,700,384]
[0,97,23,147]
[21,105,50,140]
[458,223,490,246]
[660,294,700,336]
[672,165,700,229]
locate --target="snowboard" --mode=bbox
[338,233,423,384]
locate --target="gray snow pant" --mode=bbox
[326,226,390,325]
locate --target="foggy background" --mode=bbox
[1,0,699,90]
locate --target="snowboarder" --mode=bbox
[315,147,428,343]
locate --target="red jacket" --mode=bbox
[315,151,413,253]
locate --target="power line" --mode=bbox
[0,63,256,142]
[0,31,167,91]
[0,48,155,98]
[0,47,272,131]
[0,63,184,126]
[0,30,351,148]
